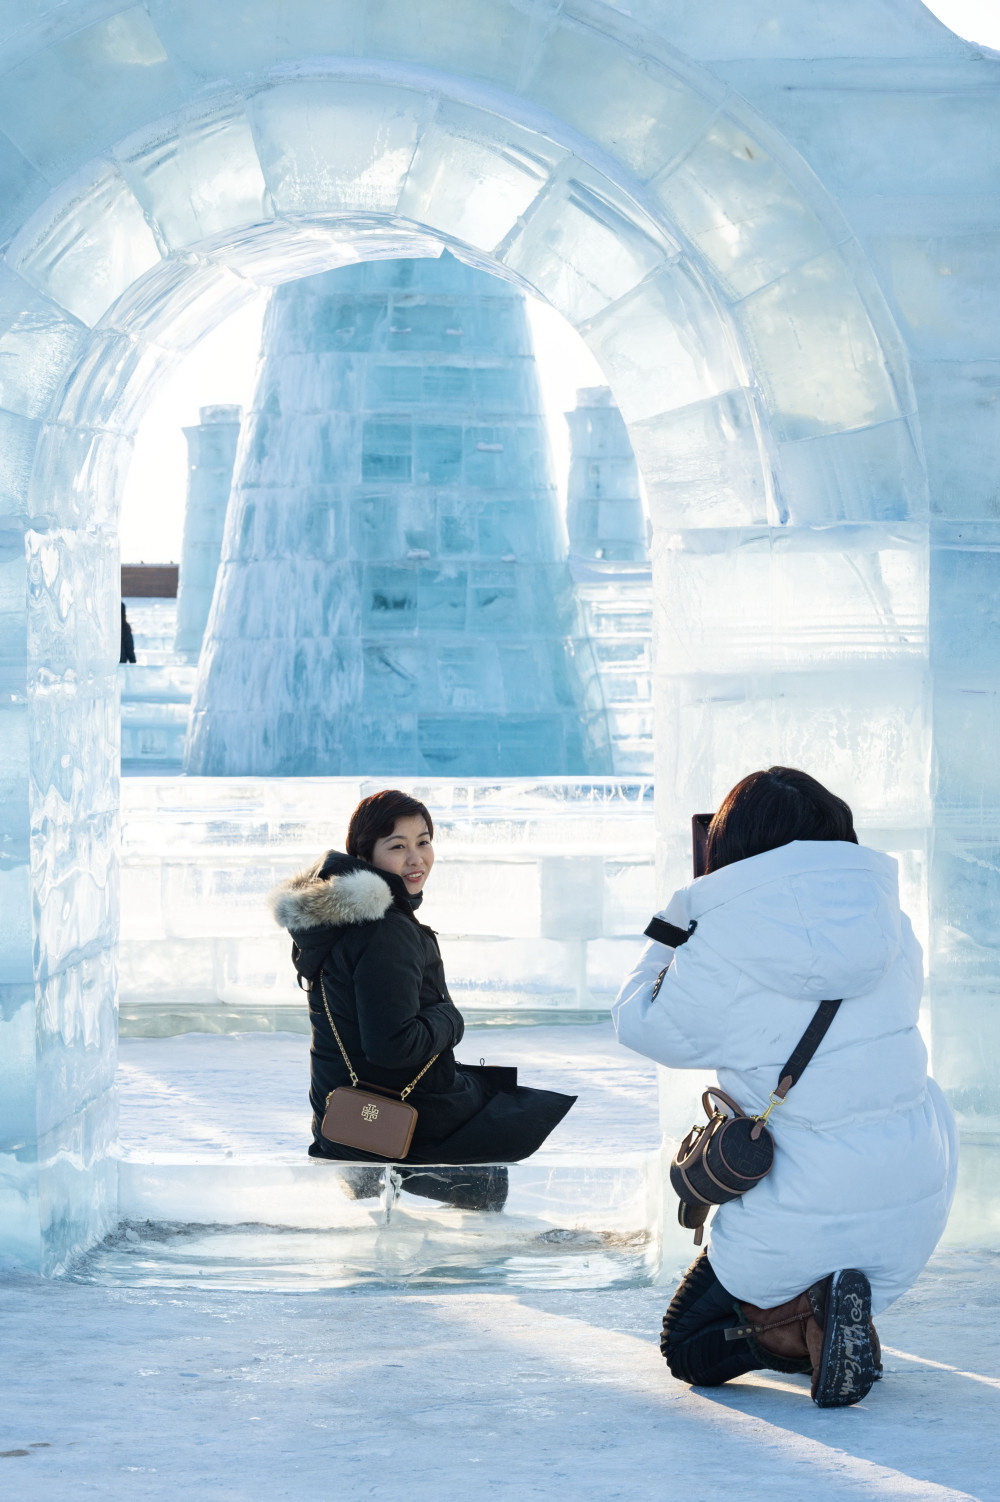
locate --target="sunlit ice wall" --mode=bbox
[0,0,995,1269]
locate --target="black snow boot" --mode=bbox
[339,1166,386,1200]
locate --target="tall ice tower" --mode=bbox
[185,253,611,776]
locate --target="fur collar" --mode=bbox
[268,852,395,931]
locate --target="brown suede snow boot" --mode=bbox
[728,1269,880,1406]
[727,1290,818,1375]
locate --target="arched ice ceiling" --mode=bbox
[0,7,925,545]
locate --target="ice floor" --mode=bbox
[115,1023,658,1158]
[1,1251,998,1501]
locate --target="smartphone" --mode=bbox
[692,813,714,879]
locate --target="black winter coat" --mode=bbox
[269,852,575,1164]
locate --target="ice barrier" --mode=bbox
[118,776,655,1031]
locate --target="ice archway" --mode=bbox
[0,1,994,1271]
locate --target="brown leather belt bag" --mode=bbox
[317,977,438,1160]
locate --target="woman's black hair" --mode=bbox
[346,789,434,863]
[704,766,857,875]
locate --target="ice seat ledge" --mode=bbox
[115,1149,662,1230]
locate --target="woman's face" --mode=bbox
[370,815,435,895]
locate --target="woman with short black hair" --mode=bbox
[614,767,957,1407]
[269,789,575,1209]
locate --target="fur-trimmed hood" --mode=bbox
[269,851,408,932]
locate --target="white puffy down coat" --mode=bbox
[613,840,957,1312]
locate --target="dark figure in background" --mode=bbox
[119,603,136,664]
[268,789,576,1211]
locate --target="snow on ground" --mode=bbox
[116,1022,660,1157]
[2,1250,999,1501]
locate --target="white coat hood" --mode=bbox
[676,841,902,1003]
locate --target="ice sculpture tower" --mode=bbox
[185,254,610,776]
[174,405,243,659]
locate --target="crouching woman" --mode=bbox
[613,767,957,1407]
[269,789,575,1210]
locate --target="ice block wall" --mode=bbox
[174,405,243,659]
[117,777,655,1028]
[0,0,997,1269]
[185,254,611,777]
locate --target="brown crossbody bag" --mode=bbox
[317,976,439,1160]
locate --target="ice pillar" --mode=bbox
[185,254,611,776]
[927,537,1000,1153]
[0,478,120,1274]
[174,405,242,660]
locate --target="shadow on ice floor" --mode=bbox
[1,1249,998,1501]
[76,1022,664,1291]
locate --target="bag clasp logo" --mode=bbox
[361,1102,379,1123]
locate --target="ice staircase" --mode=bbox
[120,597,193,771]
[83,777,671,1289]
[570,558,654,777]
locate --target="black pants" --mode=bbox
[661,1253,769,1386]
[396,1164,509,1212]
[340,1163,509,1212]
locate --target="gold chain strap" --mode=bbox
[318,977,439,1100]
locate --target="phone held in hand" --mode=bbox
[692,814,713,879]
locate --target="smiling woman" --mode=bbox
[268,790,576,1208]
[348,791,436,896]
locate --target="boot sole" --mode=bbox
[812,1269,877,1408]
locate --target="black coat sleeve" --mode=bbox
[351,916,463,1070]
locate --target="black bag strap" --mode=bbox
[644,916,697,947]
[777,997,842,1093]
[750,997,842,1137]
[318,976,438,1101]
[642,910,842,1133]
